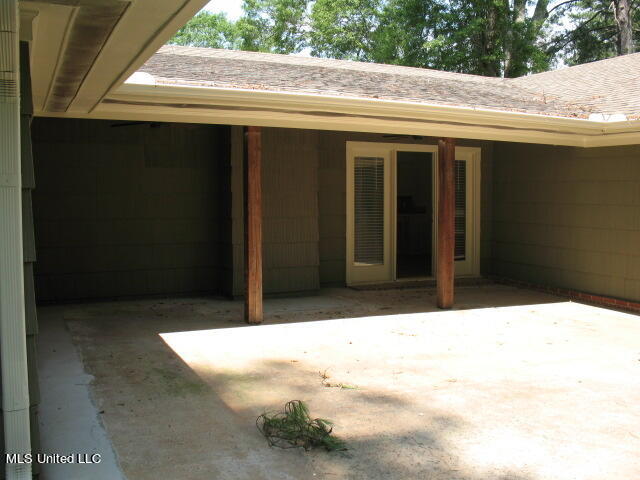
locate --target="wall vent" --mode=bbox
[0,78,17,99]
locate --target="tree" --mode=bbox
[546,0,638,65]
[613,0,636,53]
[169,0,638,77]
[308,0,564,77]
[371,0,555,77]
[170,0,308,54]
[367,0,442,67]
[439,0,510,76]
[170,12,241,49]
[368,0,505,75]
[237,0,309,53]
[308,0,382,60]
[503,0,556,77]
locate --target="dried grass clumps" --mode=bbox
[256,400,347,452]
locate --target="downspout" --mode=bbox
[0,1,32,479]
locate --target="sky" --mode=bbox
[202,0,244,21]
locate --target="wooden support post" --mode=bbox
[243,126,263,323]
[437,137,455,309]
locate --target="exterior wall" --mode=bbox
[32,118,230,302]
[27,119,640,302]
[263,128,320,294]
[229,127,320,297]
[228,126,243,296]
[492,142,640,302]
[318,132,493,286]
[32,120,499,301]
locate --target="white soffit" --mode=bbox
[21,0,208,115]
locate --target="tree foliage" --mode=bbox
[309,0,383,60]
[238,0,309,53]
[169,0,639,77]
[171,12,241,49]
[546,0,638,65]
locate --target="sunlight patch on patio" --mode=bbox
[157,300,640,480]
[43,285,640,480]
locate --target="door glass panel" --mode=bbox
[396,152,433,278]
[354,156,385,265]
[454,159,466,261]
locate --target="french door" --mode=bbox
[345,145,393,284]
[346,142,480,285]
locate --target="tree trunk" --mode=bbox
[504,0,527,77]
[613,0,635,55]
[504,0,549,78]
[478,1,501,76]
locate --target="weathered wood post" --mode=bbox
[437,137,455,309]
[243,126,263,323]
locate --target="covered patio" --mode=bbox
[37,284,640,480]
[4,2,639,479]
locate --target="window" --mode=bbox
[454,160,466,261]
[354,156,385,265]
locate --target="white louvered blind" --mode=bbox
[354,156,385,265]
[454,160,466,260]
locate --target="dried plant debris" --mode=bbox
[256,400,347,452]
[319,369,358,390]
[392,330,418,337]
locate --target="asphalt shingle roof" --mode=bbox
[137,45,640,119]
[512,53,640,118]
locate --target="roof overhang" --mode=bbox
[39,81,640,148]
[20,0,208,115]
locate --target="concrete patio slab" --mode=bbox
[37,307,125,480]
[39,285,640,479]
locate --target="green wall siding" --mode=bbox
[28,118,640,303]
[262,128,320,294]
[318,131,347,286]
[492,142,640,301]
[32,118,230,302]
[229,127,320,296]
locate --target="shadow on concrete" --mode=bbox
[56,283,566,335]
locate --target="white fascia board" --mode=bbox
[114,83,605,132]
[583,131,640,148]
[42,81,640,148]
[47,101,587,147]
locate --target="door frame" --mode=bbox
[438,146,482,278]
[346,141,481,285]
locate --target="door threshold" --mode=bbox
[349,277,489,291]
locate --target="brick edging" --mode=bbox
[490,276,640,314]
